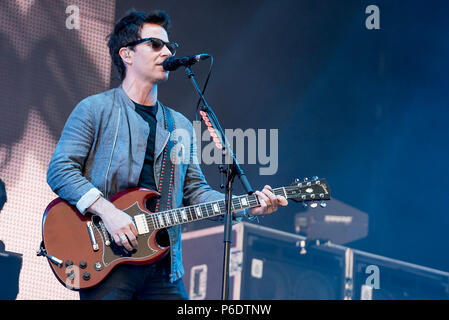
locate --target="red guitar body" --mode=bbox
[42,188,168,290]
[41,178,331,290]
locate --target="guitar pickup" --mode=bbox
[87,221,99,251]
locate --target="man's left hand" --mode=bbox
[250,185,288,216]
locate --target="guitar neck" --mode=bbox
[149,187,288,229]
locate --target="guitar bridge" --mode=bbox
[98,221,111,246]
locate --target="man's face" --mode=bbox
[128,23,173,84]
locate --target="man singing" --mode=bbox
[47,10,287,300]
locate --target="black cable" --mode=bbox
[195,55,214,122]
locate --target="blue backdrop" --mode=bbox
[111,0,449,272]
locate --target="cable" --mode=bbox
[195,55,214,122]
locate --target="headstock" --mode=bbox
[285,177,331,208]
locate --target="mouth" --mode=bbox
[156,63,167,71]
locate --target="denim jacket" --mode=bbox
[47,86,241,282]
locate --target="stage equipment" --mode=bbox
[162,54,211,71]
[0,241,22,299]
[182,222,449,300]
[182,222,344,300]
[294,198,368,244]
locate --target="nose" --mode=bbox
[161,44,173,57]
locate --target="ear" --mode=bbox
[119,47,132,65]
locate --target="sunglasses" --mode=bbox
[125,37,179,56]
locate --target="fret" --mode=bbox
[164,213,172,226]
[240,196,249,208]
[219,201,226,215]
[172,210,179,224]
[249,194,259,206]
[274,188,283,197]
[180,208,188,222]
[157,214,165,228]
[204,203,211,217]
[197,206,203,219]
[188,206,197,220]
[233,197,242,211]
[206,203,215,217]
[161,213,168,226]
[230,199,235,212]
[195,206,202,218]
[281,187,287,199]
[212,202,220,215]
[203,204,213,217]
[152,214,159,229]
[188,206,195,221]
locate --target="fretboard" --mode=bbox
[145,187,288,229]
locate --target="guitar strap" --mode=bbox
[154,103,176,213]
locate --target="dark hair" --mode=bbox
[107,9,171,81]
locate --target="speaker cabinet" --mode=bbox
[0,241,22,300]
[182,223,449,300]
[181,222,344,300]
[351,251,449,300]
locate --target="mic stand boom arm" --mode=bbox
[184,66,254,300]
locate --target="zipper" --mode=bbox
[104,101,121,199]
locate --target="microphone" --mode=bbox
[162,54,211,71]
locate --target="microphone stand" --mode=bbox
[183,66,254,300]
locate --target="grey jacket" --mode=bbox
[47,85,237,282]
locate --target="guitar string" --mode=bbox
[101,183,327,241]
[140,187,292,230]
[142,184,328,230]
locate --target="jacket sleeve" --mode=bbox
[46,99,103,214]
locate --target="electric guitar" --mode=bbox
[39,178,330,290]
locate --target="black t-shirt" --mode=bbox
[133,101,158,192]
[133,102,170,245]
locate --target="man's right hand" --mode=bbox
[88,197,138,251]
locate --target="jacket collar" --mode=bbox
[115,85,170,161]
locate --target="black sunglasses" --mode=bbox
[125,37,178,56]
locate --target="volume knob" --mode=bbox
[82,272,91,281]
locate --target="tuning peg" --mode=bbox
[320,202,327,208]
[303,177,309,182]
[312,176,319,181]
[302,202,308,208]
[310,202,318,208]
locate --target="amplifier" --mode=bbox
[350,249,449,299]
[182,222,449,300]
[0,241,22,300]
[181,222,345,300]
